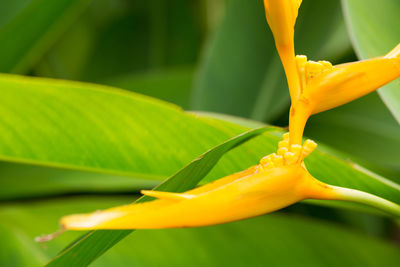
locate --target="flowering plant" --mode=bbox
[0,0,399,266]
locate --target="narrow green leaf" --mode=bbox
[46,127,272,267]
[0,0,92,73]
[341,0,400,123]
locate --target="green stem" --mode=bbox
[329,185,400,217]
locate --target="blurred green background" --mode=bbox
[0,0,399,266]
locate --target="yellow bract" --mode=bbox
[288,45,400,145]
[61,135,331,230]
[264,0,303,102]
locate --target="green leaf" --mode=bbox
[341,0,400,123]
[0,162,158,200]
[0,73,398,201]
[0,196,399,266]
[102,68,193,109]
[76,0,203,82]
[0,74,399,265]
[0,0,92,73]
[306,93,400,179]
[192,0,351,122]
[0,0,31,28]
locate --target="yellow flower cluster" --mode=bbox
[59,0,400,231]
[263,0,400,145]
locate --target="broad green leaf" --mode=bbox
[341,0,400,123]
[192,0,351,122]
[0,196,399,267]
[0,0,92,73]
[0,73,398,203]
[306,93,400,178]
[0,74,399,265]
[103,68,193,109]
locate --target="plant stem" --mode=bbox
[329,185,400,217]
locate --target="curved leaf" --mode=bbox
[341,0,400,123]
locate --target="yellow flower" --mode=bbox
[289,43,400,145]
[263,0,303,102]
[60,132,400,230]
[61,135,329,230]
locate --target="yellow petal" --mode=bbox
[288,44,400,144]
[61,165,317,230]
[385,43,400,59]
[60,136,325,230]
[264,0,303,102]
[305,55,400,114]
[263,0,302,47]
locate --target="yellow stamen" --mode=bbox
[277,147,289,156]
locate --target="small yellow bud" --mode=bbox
[301,139,317,159]
[284,151,297,165]
[277,146,289,156]
[282,132,290,141]
[290,144,302,155]
[273,154,284,166]
[278,140,289,149]
[305,60,323,83]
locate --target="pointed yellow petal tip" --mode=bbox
[61,210,123,230]
[385,43,400,59]
[141,190,195,201]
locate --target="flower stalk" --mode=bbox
[317,185,400,217]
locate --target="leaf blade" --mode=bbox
[341,0,400,123]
